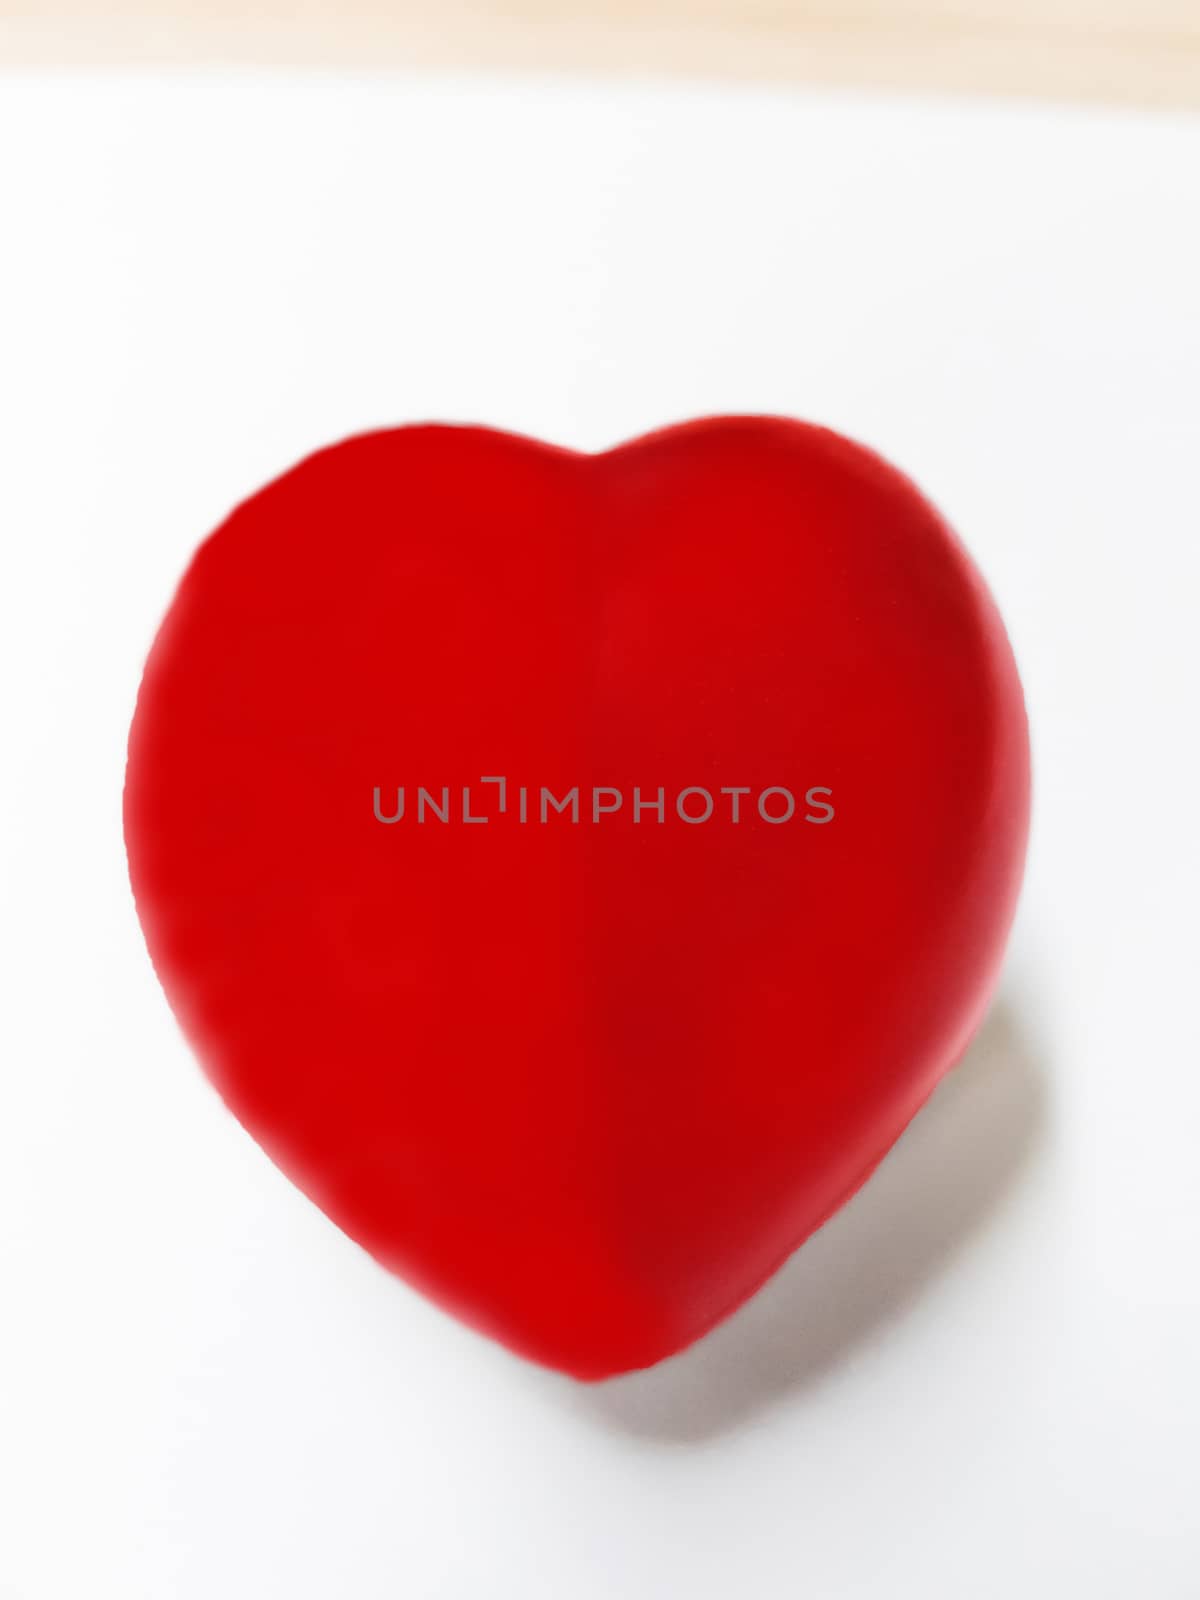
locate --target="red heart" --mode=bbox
[124,417,1029,1379]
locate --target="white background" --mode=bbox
[1,70,1198,1598]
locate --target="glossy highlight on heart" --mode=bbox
[124,417,1030,1379]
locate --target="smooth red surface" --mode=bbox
[124,417,1030,1379]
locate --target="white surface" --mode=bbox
[1,69,1198,1600]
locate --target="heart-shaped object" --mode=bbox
[125,417,1029,1378]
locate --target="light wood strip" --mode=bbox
[2,0,1199,109]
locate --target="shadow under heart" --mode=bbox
[568,992,1048,1444]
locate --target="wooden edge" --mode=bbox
[2,5,1199,112]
